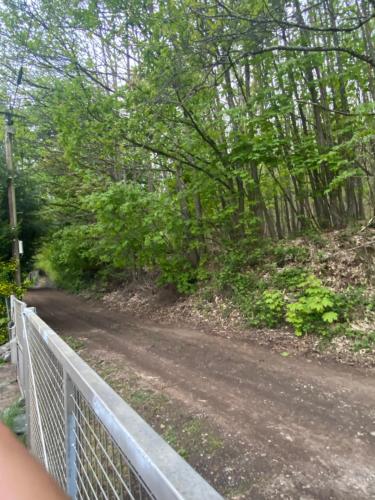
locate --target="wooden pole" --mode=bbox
[4,112,21,286]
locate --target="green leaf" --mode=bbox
[322,311,338,323]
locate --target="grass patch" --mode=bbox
[162,417,224,460]
[90,360,169,414]
[128,389,168,413]
[162,425,188,459]
[0,399,26,444]
[182,417,223,455]
[0,399,24,427]
[62,336,85,352]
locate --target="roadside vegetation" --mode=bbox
[101,228,375,362]
[0,261,24,345]
[209,232,375,350]
[0,1,374,356]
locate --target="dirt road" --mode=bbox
[27,288,375,499]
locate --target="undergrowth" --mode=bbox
[39,230,375,353]
[210,240,375,351]
[0,261,26,345]
[0,399,26,444]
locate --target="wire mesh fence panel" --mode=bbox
[10,296,223,500]
[72,387,154,500]
[27,320,67,490]
[12,298,26,393]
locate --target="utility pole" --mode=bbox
[4,111,21,286]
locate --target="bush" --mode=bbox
[335,286,372,320]
[286,275,339,336]
[0,317,8,345]
[249,290,286,328]
[215,251,256,293]
[269,244,309,267]
[271,266,308,290]
[0,261,25,345]
[233,287,285,329]
[209,242,372,346]
[38,183,205,293]
[213,252,370,341]
[36,225,100,291]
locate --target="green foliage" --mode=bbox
[0,261,24,345]
[286,275,339,336]
[261,290,286,326]
[0,317,8,345]
[215,251,258,294]
[0,398,25,429]
[38,182,203,293]
[224,260,375,347]
[0,161,46,271]
[269,245,309,267]
[0,0,374,360]
[271,267,308,290]
[214,247,366,339]
[246,290,286,328]
[351,331,375,352]
[37,225,100,291]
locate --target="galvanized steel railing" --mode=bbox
[10,296,222,500]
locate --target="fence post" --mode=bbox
[9,296,16,365]
[64,372,77,498]
[22,306,35,397]
[9,324,16,364]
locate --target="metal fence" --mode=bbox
[10,296,222,500]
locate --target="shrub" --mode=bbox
[271,266,308,290]
[38,183,206,293]
[0,317,8,345]
[236,289,285,328]
[0,261,25,345]
[286,275,339,336]
[269,244,309,267]
[256,290,286,328]
[335,286,368,321]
